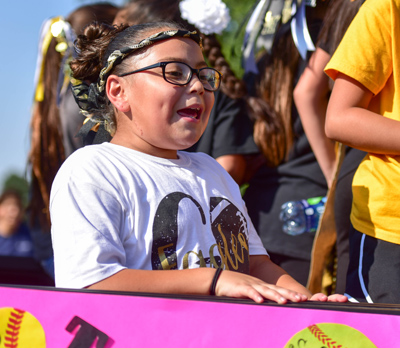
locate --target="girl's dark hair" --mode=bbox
[247,29,299,167]
[69,23,127,84]
[114,0,246,99]
[317,0,364,89]
[247,1,332,167]
[317,0,364,57]
[28,3,119,232]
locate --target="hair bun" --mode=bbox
[71,23,128,83]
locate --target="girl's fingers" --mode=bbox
[254,284,307,303]
[216,270,348,304]
[327,294,348,302]
[309,293,328,301]
[310,293,348,302]
[216,271,308,304]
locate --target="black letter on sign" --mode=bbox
[151,192,206,270]
[66,316,110,348]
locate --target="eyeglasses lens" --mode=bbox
[164,62,219,91]
[164,62,189,85]
[199,69,219,91]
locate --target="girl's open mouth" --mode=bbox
[177,107,201,120]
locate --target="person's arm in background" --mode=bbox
[204,91,259,187]
[216,154,247,186]
[294,47,336,187]
[326,74,400,154]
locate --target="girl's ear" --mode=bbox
[106,75,130,113]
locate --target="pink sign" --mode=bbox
[0,285,399,347]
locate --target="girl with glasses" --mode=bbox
[50,21,346,303]
[112,0,261,186]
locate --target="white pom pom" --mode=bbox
[179,0,231,35]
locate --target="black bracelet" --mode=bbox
[210,268,223,296]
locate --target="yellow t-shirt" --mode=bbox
[325,0,400,244]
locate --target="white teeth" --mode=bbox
[191,108,199,119]
[192,108,200,118]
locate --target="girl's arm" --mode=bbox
[87,268,215,296]
[88,255,347,303]
[294,48,336,187]
[326,73,400,154]
[87,265,307,304]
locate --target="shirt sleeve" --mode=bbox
[325,0,392,95]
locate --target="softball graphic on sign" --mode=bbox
[0,307,46,347]
[285,323,376,348]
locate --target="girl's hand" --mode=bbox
[214,270,309,304]
[309,293,348,302]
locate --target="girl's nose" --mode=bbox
[188,73,205,95]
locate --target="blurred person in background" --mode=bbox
[294,0,365,293]
[0,190,34,258]
[28,3,119,277]
[242,0,331,286]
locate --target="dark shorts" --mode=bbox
[345,226,400,304]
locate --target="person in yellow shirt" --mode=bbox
[325,0,400,303]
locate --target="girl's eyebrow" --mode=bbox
[157,57,208,68]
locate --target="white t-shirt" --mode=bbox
[50,143,267,288]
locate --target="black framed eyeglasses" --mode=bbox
[118,61,222,91]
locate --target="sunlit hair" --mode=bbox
[28,3,119,231]
[247,1,332,166]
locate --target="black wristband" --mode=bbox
[210,268,223,296]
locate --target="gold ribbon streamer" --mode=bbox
[307,142,346,294]
[34,16,64,102]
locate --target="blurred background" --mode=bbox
[0,0,252,201]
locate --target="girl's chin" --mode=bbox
[176,132,203,147]
[177,141,198,150]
